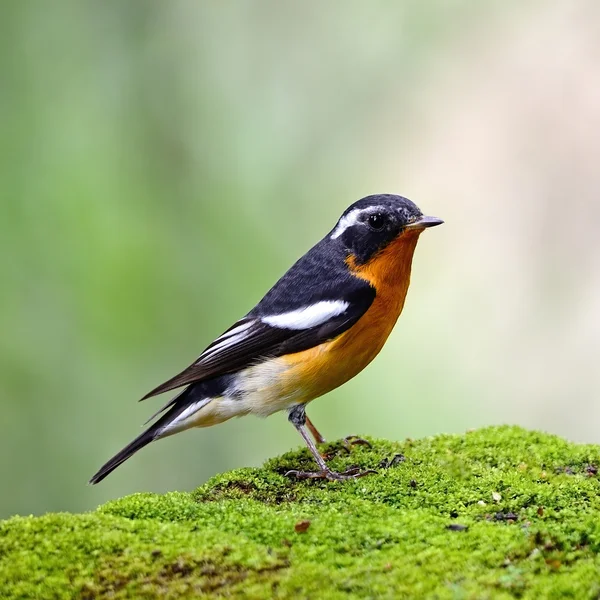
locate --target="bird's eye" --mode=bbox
[367,213,386,231]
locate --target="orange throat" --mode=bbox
[347,228,422,296]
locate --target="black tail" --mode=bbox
[89,388,191,484]
[89,425,158,485]
[90,380,224,484]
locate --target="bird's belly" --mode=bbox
[234,291,407,417]
[178,299,404,429]
[282,299,403,400]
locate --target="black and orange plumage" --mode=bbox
[90,194,442,484]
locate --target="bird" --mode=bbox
[90,194,442,484]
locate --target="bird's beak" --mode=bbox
[405,215,444,231]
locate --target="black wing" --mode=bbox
[141,280,374,400]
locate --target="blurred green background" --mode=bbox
[2,1,599,519]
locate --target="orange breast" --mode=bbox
[279,230,422,402]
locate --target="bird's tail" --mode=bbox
[89,423,158,485]
[89,384,208,485]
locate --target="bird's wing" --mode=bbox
[140,282,375,400]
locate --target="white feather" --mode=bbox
[218,320,253,339]
[262,300,349,330]
[196,321,255,363]
[330,208,362,239]
[199,329,251,361]
[330,205,385,239]
[157,397,212,436]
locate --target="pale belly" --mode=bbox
[169,313,399,433]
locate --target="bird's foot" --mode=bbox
[285,466,377,481]
[342,435,372,453]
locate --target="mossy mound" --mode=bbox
[3,426,600,599]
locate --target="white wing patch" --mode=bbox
[201,331,249,360]
[193,298,350,365]
[330,205,385,239]
[197,320,255,363]
[218,320,253,340]
[261,300,349,330]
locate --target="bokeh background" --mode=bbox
[2,1,599,519]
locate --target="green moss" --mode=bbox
[3,426,600,598]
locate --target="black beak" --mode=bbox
[405,215,444,231]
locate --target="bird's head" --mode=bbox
[330,194,443,266]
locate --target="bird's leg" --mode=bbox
[285,405,376,481]
[305,415,326,444]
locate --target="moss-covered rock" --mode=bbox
[3,426,600,598]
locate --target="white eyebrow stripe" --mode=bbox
[262,300,349,330]
[330,208,361,239]
[330,206,385,239]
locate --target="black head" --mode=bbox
[329,194,443,264]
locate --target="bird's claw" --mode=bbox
[342,435,372,453]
